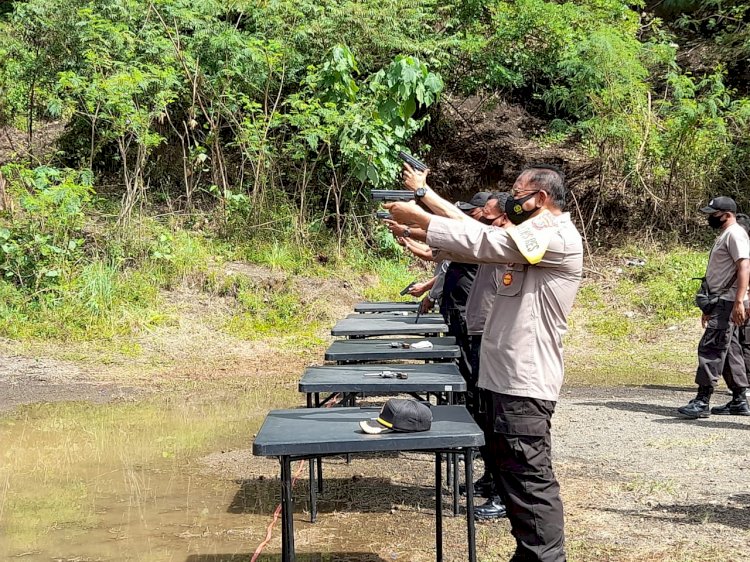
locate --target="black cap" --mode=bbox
[359,399,432,434]
[456,192,492,210]
[700,197,737,214]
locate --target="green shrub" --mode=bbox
[0,165,92,291]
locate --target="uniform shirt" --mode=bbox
[426,212,583,402]
[440,261,477,317]
[465,264,500,335]
[706,223,750,301]
[428,260,449,303]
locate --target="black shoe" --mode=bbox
[459,473,494,498]
[474,496,507,520]
[677,398,710,419]
[710,399,750,416]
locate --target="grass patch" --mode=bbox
[222,276,327,348]
[566,245,707,386]
[361,257,419,301]
[623,475,679,499]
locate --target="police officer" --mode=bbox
[387,165,582,562]
[678,196,750,418]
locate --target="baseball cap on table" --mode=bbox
[359,398,433,435]
[700,196,737,214]
[456,192,492,210]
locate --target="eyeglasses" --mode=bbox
[510,189,540,198]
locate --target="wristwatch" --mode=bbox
[402,227,411,238]
[415,187,427,199]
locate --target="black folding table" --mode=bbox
[330,316,448,338]
[299,363,465,408]
[252,406,483,562]
[354,301,420,313]
[324,337,459,363]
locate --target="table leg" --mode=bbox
[305,394,318,522]
[446,453,452,487]
[435,452,443,562]
[280,456,295,562]
[309,458,317,523]
[453,450,459,516]
[314,393,323,493]
[465,448,476,562]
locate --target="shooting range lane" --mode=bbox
[354,301,421,313]
[330,315,448,337]
[324,337,459,362]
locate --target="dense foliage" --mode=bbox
[0,0,747,339]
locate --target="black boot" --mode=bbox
[677,385,713,419]
[474,495,507,520]
[459,471,494,498]
[710,388,750,416]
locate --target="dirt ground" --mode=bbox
[1,270,748,562]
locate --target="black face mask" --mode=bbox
[505,192,538,225]
[708,214,726,229]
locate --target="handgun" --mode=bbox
[376,210,392,220]
[362,371,409,379]
[371,190,415,201]
[400,281,417,296]
[398,151,428,172]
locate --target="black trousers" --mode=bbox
[488,393,565,562]
[446,308,473,393]
[469,335,496,483]
[695,299,750,390]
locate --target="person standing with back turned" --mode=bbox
[678,196,750,418]
[386,164,582,562]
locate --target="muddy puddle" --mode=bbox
[0,391,292,561]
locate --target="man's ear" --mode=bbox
[536,190,548,208]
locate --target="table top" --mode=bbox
[331,315,448,337]
[253,406,484,457]
[354,302,420,313]
[325,337,459,361]
[299,363,465,393]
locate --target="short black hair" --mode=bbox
[521,164,566,209]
